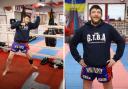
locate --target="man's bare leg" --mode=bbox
[103,80,113,89]
[26,50,38,69]
[83,80,93,89]
[2,51,15,76]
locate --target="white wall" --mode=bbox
[0,6,15,44]
[0,8,6,24]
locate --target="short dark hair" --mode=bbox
[90,5,102,15]
[24,15,31,18]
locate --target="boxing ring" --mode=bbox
[0,24,64,59]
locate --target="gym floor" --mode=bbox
[0,36,63,89]
[29,36,63,59]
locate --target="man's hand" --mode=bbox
[107,59,116,67]
[79,59,87,67]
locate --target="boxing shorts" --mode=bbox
[81,65,112,83]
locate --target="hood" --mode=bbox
[85,19,105,28]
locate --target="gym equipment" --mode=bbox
[29,36,37,42]
[55,29,63,34]
[59,29,63,34]
[44,28,56,47]
[40,57,49,65]
[0,42,9,52]
[49,58,63,69]
[40,57,63,69]
[21,6,26,22]
[0,42,6,47]
[10,19,16,24]
[44,8,57,47]
[48,9,54,25]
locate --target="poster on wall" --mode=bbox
[59,14,64,25]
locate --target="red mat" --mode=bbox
[92,49,128,89]
[36,64,63,89]
[92,61,128,89]
[0,51,63,89]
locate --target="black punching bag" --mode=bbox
[48,9,54,25]
[45,8,56,47]
[21,6,26,22]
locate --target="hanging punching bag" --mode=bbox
[48,9,54,25]
[45,8,56,47]
[44,28,56,47]
[21,6,26,22]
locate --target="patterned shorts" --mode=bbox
[81,66,112,83]
[11,42,29,53]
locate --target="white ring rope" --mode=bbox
[0,46,63,59]
[0,31,64,38]
[0,24,64,29]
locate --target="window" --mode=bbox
[108,4,125,20]
[59,14,65,25]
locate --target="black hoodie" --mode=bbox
[69,20,125,67]
[11,16,40,42]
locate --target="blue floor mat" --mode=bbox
[38,48,58,56]
[30,37,63,48]
[65,44,83,89]
[30,37,63,59]
[56,38,63,48]
[32,55,44,60]
[29,36,44,44]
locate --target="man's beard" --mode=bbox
[91,18,101,25]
